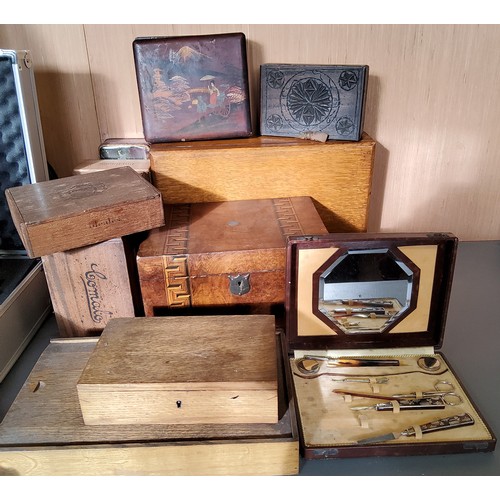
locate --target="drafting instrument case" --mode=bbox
[284,232,496,458]
[0,49,51,381]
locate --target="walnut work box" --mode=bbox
[136,197,328,316]
[148,134,375,232]
[260,64,368,141]
[5,166,164,258]
[0,332,299,475]
[77,315,278,425]
[284,232,496,458]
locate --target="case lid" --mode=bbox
[285,232,457,351]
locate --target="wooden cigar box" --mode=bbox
[5,166,164,258]
[260,64,368,142]
[284,232,496,458]
[149,134,375,232]
[73,159,151,181]
[0,330,299,475]
[41,236,143,338]
[136,197,328,316]
[77,315,278,425]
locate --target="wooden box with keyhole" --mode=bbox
[77,315,279,425]
[136,196,328,316]
[283,232,496,458]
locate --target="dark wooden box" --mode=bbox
[136,197,328,316]
[133,32,252,143]
[284,232,496,458]
[5,166,164,258]
[260,64,368,141]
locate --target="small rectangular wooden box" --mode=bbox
[99,138,150,160]
[0,334,299,475]
[149,134,375,232]
[136,197,328,316]
[42,237,142,338]
[73,159,151,181]
[5,166,164,258]
[77,315,278,425]
[260,64,368,141]
[284,233,496,458]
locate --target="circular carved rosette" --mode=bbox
[280,71,340,132]
[335,116,355,136]
[267,70,285,89]
[338,70,358,91]
[266,114,283,131]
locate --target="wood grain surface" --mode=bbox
[150,136,374,232]
[41,238,135,337]
[136,197,328,314]
[77,316,279,424]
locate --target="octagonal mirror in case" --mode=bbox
[285,232,458,351]
[317,247,419,334]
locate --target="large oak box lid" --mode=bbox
[77,315,278,425]
[5,166,164,257]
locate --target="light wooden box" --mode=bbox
[149,134,375,232]
[0,335,298,475]
[77,315,278,425]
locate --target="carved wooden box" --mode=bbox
[136,197,328,316]
[284,232,496,458]
[5,166,164,258]
[260,64,369,141]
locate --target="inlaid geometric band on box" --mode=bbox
[162,204,192,307]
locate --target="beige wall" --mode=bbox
[1,24,499,240]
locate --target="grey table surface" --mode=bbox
[0,240,499,476]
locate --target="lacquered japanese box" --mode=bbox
[284,232,496,458]
[136,196,328,316]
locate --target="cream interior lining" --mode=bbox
[290,353,492,448]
